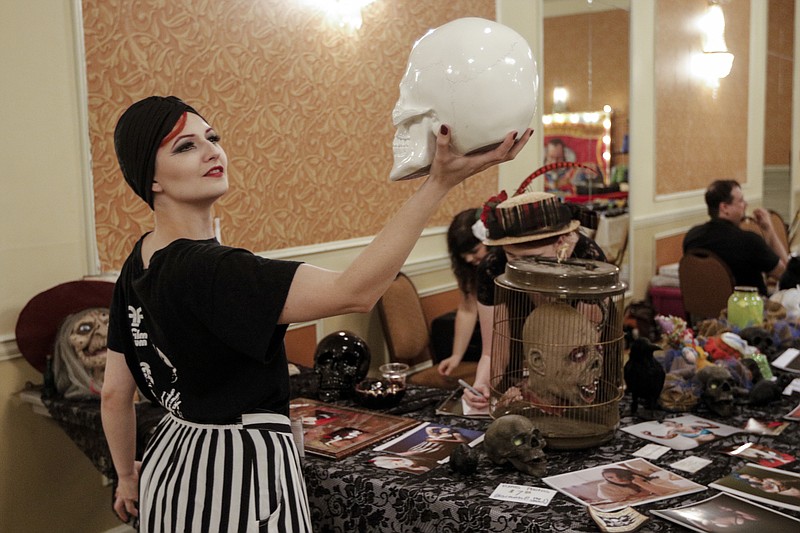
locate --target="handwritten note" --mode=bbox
[489,483,556,506]
[632,443,671,460]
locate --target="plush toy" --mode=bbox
[694,319,731,340]
[770,288,800,322]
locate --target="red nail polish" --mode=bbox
[440,125,449,135]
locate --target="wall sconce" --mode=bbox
[308,0,377,31]
[553,86,568,113]
[692,1,734,89]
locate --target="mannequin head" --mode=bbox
[390,17,538,180]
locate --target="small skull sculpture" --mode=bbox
[484,414,547,476]
[696,365,736,417]
[738,327,775,359]
[314,331,371,402]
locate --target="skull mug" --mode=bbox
[314,330,371,402]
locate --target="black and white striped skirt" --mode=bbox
[139,412,312,532]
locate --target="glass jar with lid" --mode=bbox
[727,286,763,330]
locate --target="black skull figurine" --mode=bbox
[314,331,371,402]
[484,414,547,476]
[738,327,775,359]
[696,365,736,417]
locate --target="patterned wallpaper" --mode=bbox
[655,0,750,195]
[83,0,500,271]
[764,0,794,166]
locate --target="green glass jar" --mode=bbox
[727,286,764,330]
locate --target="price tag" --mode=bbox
[489,483,556,506]
[632,443,670,460]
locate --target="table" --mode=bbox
[22,370,800,532]
[291,372,800,533]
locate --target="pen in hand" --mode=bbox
[458,379,483,397]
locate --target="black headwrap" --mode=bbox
[113,96,204,209]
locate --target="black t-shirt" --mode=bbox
[476,232,607,306]
[683,218,779,295]
[107,236,301,423]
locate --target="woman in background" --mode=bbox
[100,95,531,532]
[437,209,491,376]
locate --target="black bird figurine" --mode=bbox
[624,337,666,419]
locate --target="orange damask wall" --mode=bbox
[765,0,794,166]
[655,0,750,195]
[84,0,500,272]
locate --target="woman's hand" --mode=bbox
[113,461,141,523]
[462,382,490,408]
[428,126,533,190]
[438,355,463,376]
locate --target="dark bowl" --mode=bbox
[354,379,406,409]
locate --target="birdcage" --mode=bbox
[489,256,626,450]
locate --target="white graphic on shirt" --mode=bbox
[139,362,154,389]
[154,346,179,383]
[128,306,149,347]
[161,388,183,417]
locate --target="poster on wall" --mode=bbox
[542,111,611,194]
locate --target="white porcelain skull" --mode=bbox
[484,414,547,476]
[389,17,539,181]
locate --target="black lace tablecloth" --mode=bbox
[293,372,800,533]
[32,370,800,532]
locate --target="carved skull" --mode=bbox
[52,307,109,399]
[314,331,371,402]
[484,415,547,476]
[696,365,736,417]
[738,326,775,358]
[524,303,603,407]
[389,17,538,181]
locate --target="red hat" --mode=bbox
[15,279,115,373]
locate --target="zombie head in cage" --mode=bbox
[522,302,603,408]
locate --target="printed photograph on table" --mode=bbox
[542,458,705,512]
[771,348,800,374]
[710,464,800,513]
[289,398,417,460]
[588,506,650,533]
[621,414,741,450]
[366,454,440,475]
[743,418,790,436]
[719,442,796,468]
[651,492,800,532]
[785,401,800,421]
[373,422,484,464]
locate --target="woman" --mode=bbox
[437,208,492,376]
[100,95,530,532]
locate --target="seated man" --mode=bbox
[683,180,788,295]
